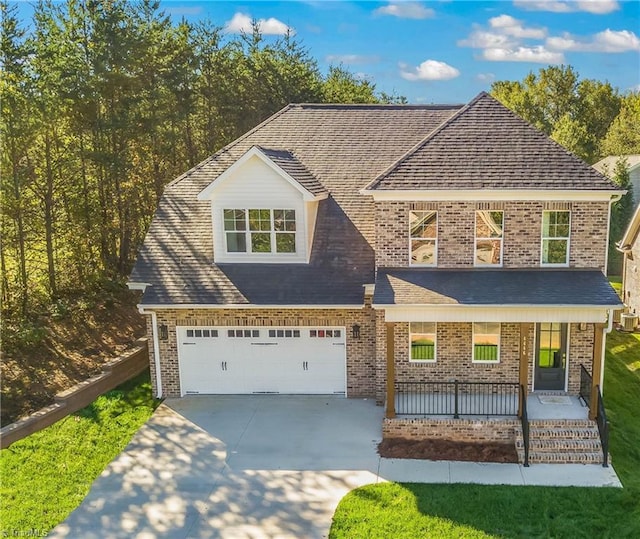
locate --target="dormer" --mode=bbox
[198,146,327,263]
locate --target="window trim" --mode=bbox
[223,208,297,255]
[409,210,438,267]
[540,210,571,267]
[472,322,501,364]
[474,210,504,267]
[409,321,437,363]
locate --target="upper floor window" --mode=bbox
[224,209,296,254]
[541,211,570,265]
[410,211,437,266]
[475,211,503,266]
[410,322,436,362]
[473,322,500,363]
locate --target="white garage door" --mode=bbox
[177,326,346,395]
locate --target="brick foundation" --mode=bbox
[382,417,519,443]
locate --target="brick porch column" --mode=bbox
[590,323,606,420]
[385,322,396,419]
[518,323,532,417]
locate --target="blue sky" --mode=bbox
[15,1,640,104]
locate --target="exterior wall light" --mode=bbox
[352,324,361,339]
[159,324,169,341]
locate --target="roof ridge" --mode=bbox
[167,104,294,189]
[363,93,484,190]
[291,102,464,110]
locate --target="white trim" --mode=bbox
[361,189,625,202]
[378,304,616,323]
[198,146,326,202]
[139,308,163,399]
[137,303,363,310]
[472,322,501,364]
[127,282,150,291]
[540,209,571,267]
[474,210,504,268]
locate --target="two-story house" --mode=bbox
[129,93,623,465]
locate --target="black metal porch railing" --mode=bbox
[519,384,530,467]
[579,364,610,468]
[579,364,592,405]
[395,381,519,418]
[595,385,610,467]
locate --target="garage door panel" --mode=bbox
[178,326,346,395]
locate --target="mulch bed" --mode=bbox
[378,437,519,463]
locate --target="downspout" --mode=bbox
[139,307,163,399]
[600,310,615,395]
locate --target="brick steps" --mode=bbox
[515,420,604,465]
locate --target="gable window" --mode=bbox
[410,211,437,266]
[410,322,436,362]
[473,322,500,363]
[224,209,296,254]
[541,211,570,265]
[475,211,503,266]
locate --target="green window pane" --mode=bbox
[251,232,271,252]
[276,233,295,253]
[543,239,568,264]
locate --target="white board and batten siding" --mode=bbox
[210,156,317,263]
[177,326,347,396]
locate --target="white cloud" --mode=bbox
[481,46,565,63]
[513,0,620,14]
[374,2,435,19]
[476,72,496,82]
[458,29,517,49]
[547,29,640,52]
[400,59,460,81]
[325,54,381,65]
[224,12,293,35]
[488,14,547,39]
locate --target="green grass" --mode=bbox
[609,275,622,295]
[0,371,159,534]
[330,330,640,539]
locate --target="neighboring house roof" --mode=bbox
[366,93,618,192]
[374,269,622,307]
[131,103,462,305]
[619,204,640,251]
[593,155,640,176]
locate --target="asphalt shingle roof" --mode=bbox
[131,103,461,305]
[374,269,622,307]
[256,146,327,197]
[367,93,619,191]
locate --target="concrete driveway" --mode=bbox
[49,396,384,539]
[49,395,621,539]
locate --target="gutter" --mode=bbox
[139,307,163,399]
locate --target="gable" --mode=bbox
[366,92,620,193]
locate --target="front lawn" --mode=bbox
[0,371,159,534]
[330,330,640,539]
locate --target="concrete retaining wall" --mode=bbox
[0,339,149,449]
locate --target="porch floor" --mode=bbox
[394,393,589,421]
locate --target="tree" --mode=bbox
[491,65,620,163]
[601,92,640,156]
[607,158,635,275]
[322,65,379,103]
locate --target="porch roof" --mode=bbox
[373,269,621,308]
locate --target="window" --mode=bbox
[223,209,296,254]
[475,211,503,266]
[410,322,436,362]
[410,211,437,265]
[309,329,342,338]
[473,322,500,363]
[541,211,570,265]
[186,329,218,338]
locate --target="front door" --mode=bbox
[534,323,568,391]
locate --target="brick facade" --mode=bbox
[144,306,377,398]
[375,200,609,270]
[622,232,640,317]
[382,417,519,443]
